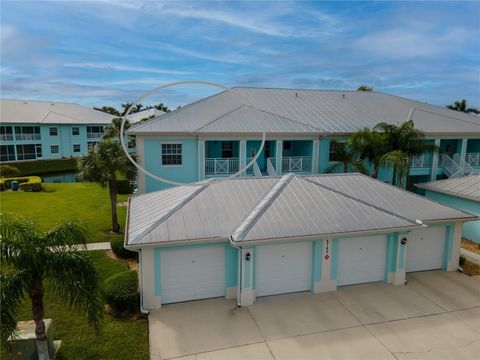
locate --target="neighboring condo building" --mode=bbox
[0,99,114,162]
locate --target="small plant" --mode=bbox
[459,255,466,267]
[104,270,139,314]
[0,176,42,192]
[110,237,137,259]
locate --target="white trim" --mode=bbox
[160,142,184,167]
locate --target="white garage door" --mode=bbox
[406,227,445,272]
[256,242,312,297]
[160,245,225,304]
[338,235,387,286]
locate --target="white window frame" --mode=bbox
[73,144,81,153]
[49,127,58,136]
[72,127,80,136]
[50,145,59,154]
[161,142,183,167]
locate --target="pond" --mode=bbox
[39,171,81,183]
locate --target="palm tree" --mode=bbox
[374,120,436,187]
[326,140,368,174]
[78,140,136,233]
[0,215,103,359]
[447,99,479,114]
[103,117,131,139]
[349,128,387,178]
[93,106,121,116]
[357,85,373,92]
[121,103,143,116]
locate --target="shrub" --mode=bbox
[0,176,42,192]
[0,165,20,178]
[105,270,139,313]
[117,179,133,195]
[110,237,137,259]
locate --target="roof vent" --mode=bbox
[342,94,346,99]
[295,92,298,97]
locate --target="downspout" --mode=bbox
[129,248,150,316]
[228,235,243,307]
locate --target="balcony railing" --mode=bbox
[282,156,312,173]
[267,158,277,176]
[0,134,14,141]
[409,154,431,168]
[205,158,239,175]
[15,134,41,141]
[465,153,480,167]
[87,132,103,139]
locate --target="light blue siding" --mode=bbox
[384,233,398,281]
[424,190,480,243]
[442,224,454,270]
[154,248,161,296]
[225,244,238,289]
[312,240,323,287]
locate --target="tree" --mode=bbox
[0,216,103,359]
[446,99,479,114]
[121,103,144,116]
[357,85,373,92]
[326,140,368,174]
[103,117,132,139]
[94,106,121,116]
[78,140,136,233]
[349,128,387,178]
[374,120,436,187]
[0,165,20,178]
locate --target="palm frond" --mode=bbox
[43,221,88,250]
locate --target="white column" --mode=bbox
[198,139,205,180]
[239,140,246,176]
[447,222,463,271]
[276,140,283,175]
[460,139,468,160]
[393,234,407,285]
[312,139,320,174]
[141,248,162,310]
[136,136,146,194]
[238,248,254,306]
[313,238,337,293]
[430,139,441,181]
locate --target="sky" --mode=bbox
[1,0,479,110]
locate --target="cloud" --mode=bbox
[63,62,191,75]
[157,42,251,64]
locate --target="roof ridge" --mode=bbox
[412,107,480,127]
[193,104,248,132]
[231,173,295,241]
[301,176,421,225]
[130,183,208,244]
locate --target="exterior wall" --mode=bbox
[0,123,105,161]
[424,190,480,243]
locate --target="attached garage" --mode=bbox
[159,245,225,304]
[337,235,387,286]
[406,227,445,272]
[255,242,312,297]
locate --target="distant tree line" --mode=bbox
[94,102,171,116]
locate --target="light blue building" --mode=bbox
[0,99,114,162]
[417,174,480,243]
[128,87,480,194]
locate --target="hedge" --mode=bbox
[105,270,139,313]
[117,179,133,195]
[8,158,78,176]
[0,176,42,192]
[110,237,138,259]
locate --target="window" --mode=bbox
[87,126,104,139]
[51,145,59,154]
[0,126,13,141]
[0,145,15,161]
[14,126,40,141]
[50,127,58,136]
[283,141,292,151]
[16,144,42,160]
[73,144,81,153]
[329,141,345,162]
[161,143,182,165]
[222,141,234,158]
[72,127,80,136]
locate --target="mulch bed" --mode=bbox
[461,238,480,255]
[460,259,480,276]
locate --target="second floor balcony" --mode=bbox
[205,158,239,176]
[15,133,41,141]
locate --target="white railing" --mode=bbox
[87,132,103,139]
[0,134,13,141]
[453,153,478,175]
[439,154,463,178]
[465,153,480,167]
[205,158,239,175]
[252,161,262,177]
[15,134,41,141]
[267,158,277,176]
[409,154,425,168]
[282,156,312,173]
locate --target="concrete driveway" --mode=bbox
[149,271,480,359]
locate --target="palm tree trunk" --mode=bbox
[343,161,348,173]
[109,179,120,233]
[373,163,379,178]
[391,166,397,186]
[29,279,49,360]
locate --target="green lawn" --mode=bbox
[1,182,128,243]
[11,252,149,360]
[9,158,78,176]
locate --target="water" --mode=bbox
[39,171,81,183]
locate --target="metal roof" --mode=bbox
[1,99,114,125]
[126,108,165,123]
[415,174,480,202]
[128,87,480,136]
[126,173,477,247]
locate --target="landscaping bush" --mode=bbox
[0,176,42,192]
[110,237,137,259]
[104,270,139,314]
[0,165,20,178]
[117,179,133,194]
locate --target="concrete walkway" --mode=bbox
[86,242,111,251]
[149,270,480,360]
[461,248,480,266]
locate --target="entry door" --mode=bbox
[406,227,445,272]
[159,245,225,304]
[256,242,312,297]
[337,235,387,286]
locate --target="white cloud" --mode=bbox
[63,62,191,75]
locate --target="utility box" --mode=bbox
[6,319,59,360]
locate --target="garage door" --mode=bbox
[406,227,445,272]
[337,235,387,286]
[160,245,225,304]
[256,242,312,297]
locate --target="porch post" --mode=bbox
[460,139,468,161]
[312,139,320,174]
[239,140,246,176]
[238,247,255,306]
[276,140,283,176]
[444,223,462,271]
[385,233,406,285]
[198,139,205,180]
[312,238,337,293]
[430,139,441,181]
